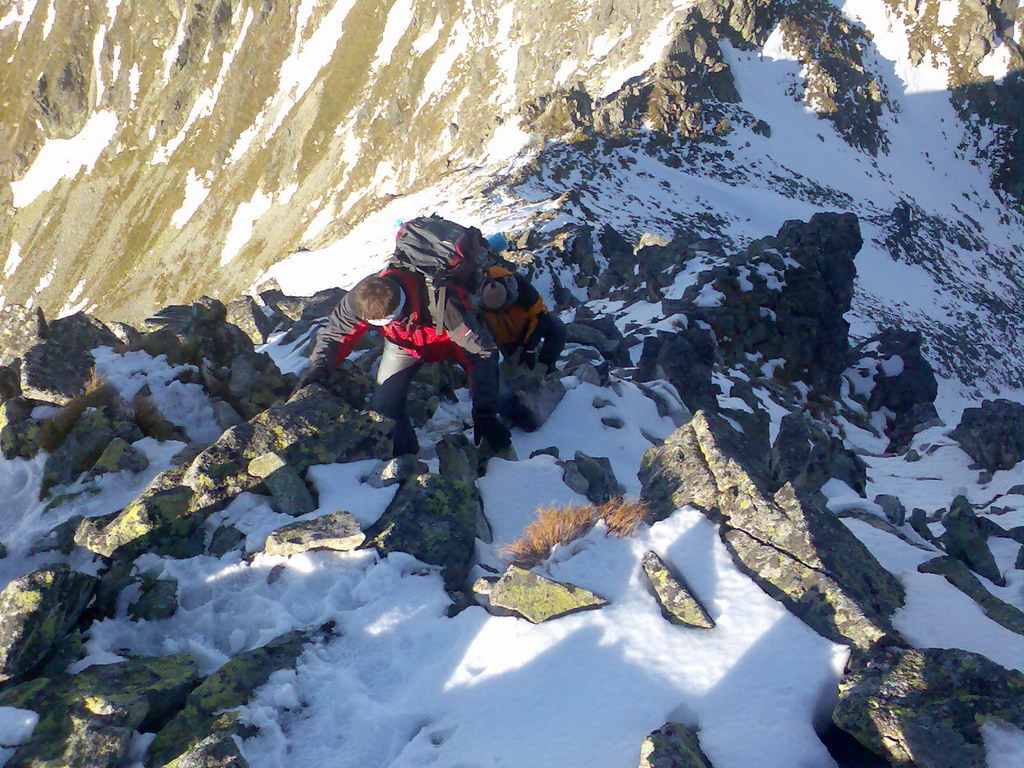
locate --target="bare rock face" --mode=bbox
[833,646,1024,768]
[640,410,905,649]
[950,398,1024,471]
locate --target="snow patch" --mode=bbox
[221,189,274,267]
[170,169,212,228]
[978,42,1013,83]
[371,0,415,70]
[10,110,119,208]
[3,243,22,278]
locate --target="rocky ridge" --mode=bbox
[0,209,1021,766]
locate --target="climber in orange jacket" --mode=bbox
[479,265,566,374]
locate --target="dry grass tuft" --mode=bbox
[37,374,120,451]
[132,393,178,440]
[502,497,650,568]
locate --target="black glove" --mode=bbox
[473,415,511,450]
[520,347,538,370]
[294,362,330,391]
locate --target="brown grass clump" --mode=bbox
[37,374,120,451]
[131,392,179,440]
[502,497,650,568]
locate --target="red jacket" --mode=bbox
[308,268,496,368]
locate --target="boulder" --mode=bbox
[833,646,1024,768]
[159,719,251,768]
[769,411,866,500]
[247,452,316,515]
[75,468,199,560]
[636,327,717,414]
[0,304,46,369]
[950,399,1024,471]
[917,557,1024,637]
[0,654,199,768]
[939,496,1004,585]
[19,313,122,404]
[128,575,179,621]
[506,373,567,432]
[435,434,479,485]
[147,632,307,767]
[0,565,98,681]
[366,473,481,588]
[847,329,939,451]
[262,511,365,556]
[481,565,607,623]
[641,551,714,629]
[638,722,714,768]
[226,295,278,345]
[41,407,144,497]
[873,494,907,526]
[0,397,45,459]
[362,455,429,489]
[640,411,905,649]
[91,437,150,476]
[560,451,624,504]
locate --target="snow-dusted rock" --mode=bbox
[262,511,365,556]
[769,411,867,500]
[41,407,144,497]
[640,410,905,649]
[950,399,1024,472]
[0,655,199,768]
[641,551,715,629]
[0,397,45,460]
[127,575,179,622]
[938,496,1005,586]
[638,721,714,768]
[917,556,1024,637]
[147,632,308,767]
[833,646,1024,768]
[0,566,97,681]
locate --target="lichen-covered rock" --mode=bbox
[226,295,278,345]
[247,452,316,515]
[641,552,714,629]
[950,398,1024,471]
[486,565,607,623]
[833,646,1024,768]
[0,654,200,768]
[128,575,179,621]
[366,473,481,588]
[938,495,1004,585]
[917,556,1024,637]
[0,304,46,369]
[0,565,98,681]
[435,434,479,485]
[640,410,904,649]
[638,722,714,768]
[91,437,150,476]
[363,455,430,488]
[0,397,46,459]
[147,632,307,767]
[263,511,365,556]
[75,468,198,560]
[162,721,251,768]
[41,407,144,497]
[182,384,390,514]
[19,313,122,405]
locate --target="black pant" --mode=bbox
[370,341,500,456]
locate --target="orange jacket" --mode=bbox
[481,266,546,350]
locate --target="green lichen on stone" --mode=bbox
[641,551,714,629]
[0,654,200,768]
[147,632,306,767]
[0,565,97,681]
[128,575,180,622]
[263,511,364,556]
[365,472,481,588]
[488,565,608,624]
[833,646,1024,768]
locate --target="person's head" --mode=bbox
[480,274,518,311]
[351,276,405,325]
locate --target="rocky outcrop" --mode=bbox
[41,406,144,497]
[950,398,1024,471]
[366,473,481,589]
[0,565,98,681]
[938,495,1005,585]
[917,556,1024,636]
[262,511,365,556]
[833,646,1024,768]
[769,411,867,500]
[641,551,715,629]
[147,632,308,767]
[476,565,608,623]
[128,575,179,622]
[640,410,905,649]
[0,654,200,768]
[638,722,714,768]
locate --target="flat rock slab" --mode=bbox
[640,410,905,649]
[0,565,97,681]
[263,511,365,556]
[918,556,1024,637]
[833,646,1024,768]
[641,551,714,629]
[639,722,714,768]
[487,565,607,624]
